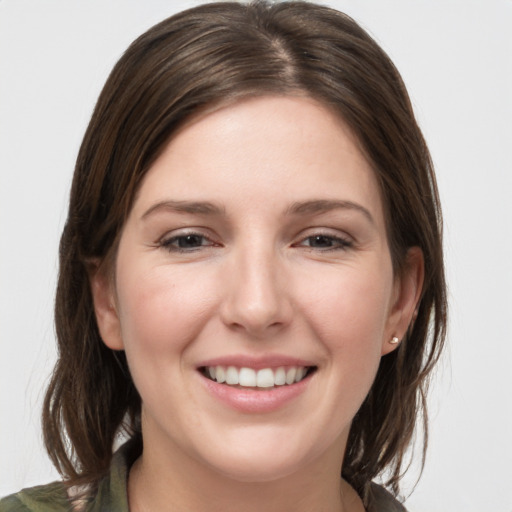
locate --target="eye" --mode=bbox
[160,233,215,252]
[298,234,353,251]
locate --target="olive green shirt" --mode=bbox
[0,443,406,512]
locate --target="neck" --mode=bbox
[128,435,363,512]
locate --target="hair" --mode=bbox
[43,0,447,504]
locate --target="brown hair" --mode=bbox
[43,0,447,503]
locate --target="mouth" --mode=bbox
[199,365,317,389]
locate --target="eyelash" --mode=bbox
[159,231,353,254]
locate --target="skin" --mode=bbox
[91,95,423,512]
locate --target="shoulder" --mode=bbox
[365,482,408,512]
[0,440,136,512]
[0,482,70,512]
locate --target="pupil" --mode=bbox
[311,235,331,247]
[179,235,202,248]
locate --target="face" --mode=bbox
[93,95,421,483]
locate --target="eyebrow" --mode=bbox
[141,200,226,220]
[286,199,374,224]
[141,198,374,224]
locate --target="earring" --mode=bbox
[390,336,400,345]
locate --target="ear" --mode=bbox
[382,247,424,355]
[89,261,125,351]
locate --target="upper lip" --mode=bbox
[197,354,316,370]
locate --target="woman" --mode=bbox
[0,1,446,511]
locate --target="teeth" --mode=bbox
[285,367,296,385]
[239,367,256,387]
[274,367,286,386]
[295,367,306,382]
[216,366,226,383]
[226,366,239,385]
[256,368,274,388]
[205,365,311,388]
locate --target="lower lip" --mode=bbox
[200,373,311,413]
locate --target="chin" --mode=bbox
[207,452,306,483]
[194,430,324,484]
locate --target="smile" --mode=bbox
[201,365,316,388]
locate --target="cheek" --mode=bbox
[288,266,393,445]
[304,267,391,335]
[115,261,218,359]
[298,264,393,373]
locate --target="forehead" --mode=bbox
[131,95,384,226]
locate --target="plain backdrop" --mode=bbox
[1,1,511,510]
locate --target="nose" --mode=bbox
[219,244,293,338]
